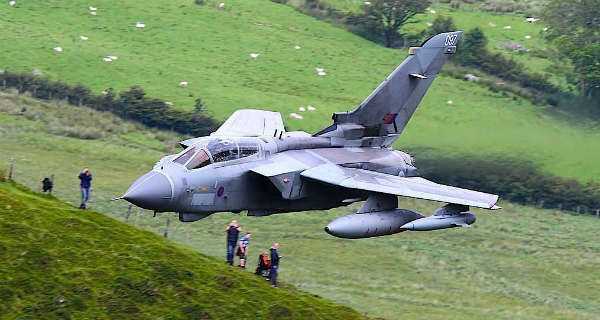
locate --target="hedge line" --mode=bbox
[0,71,218,137]
[415,152,600,214]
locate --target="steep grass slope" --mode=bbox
[1,0,600,182]
[2,94,600,320]
[0,181,368,320]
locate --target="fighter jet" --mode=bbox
[120,31,500,239]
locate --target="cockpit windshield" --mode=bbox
[172,138,260,169]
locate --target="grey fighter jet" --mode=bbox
[120,31,500,239]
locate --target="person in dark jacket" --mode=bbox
[269,243,281,287]
[225,220,241,265]
[78,168,92,209]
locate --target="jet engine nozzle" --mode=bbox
[123,171,173,211]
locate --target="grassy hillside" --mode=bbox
[2,93,600,319]
[0,180,368,319]
[1,0,599,184]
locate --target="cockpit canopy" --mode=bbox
[173,137,260,170]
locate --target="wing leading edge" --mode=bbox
[300,164,499,209]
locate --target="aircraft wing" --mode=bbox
[300,164,499,209]
[212,109,285,137]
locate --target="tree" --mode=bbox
[359,0,431,48]
[426,16,456,38]
[455,27,487,66]
[543,0,600,97]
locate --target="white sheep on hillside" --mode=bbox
[179,81,189,88]
[249,53,260,59]
[218,2,225,9]
[290,113,303,120]
[307,105,316,111]
[298,106,306,112]
[136,22,145,28]
[53,47,63,53]
[80,35,89,41]
[525,17,539,23]
[89,6,97,11]
[9,1,16,6]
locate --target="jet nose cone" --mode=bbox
[123,171,173,211]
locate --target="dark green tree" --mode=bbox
[426,16,456,37]
[359,0,431,48]
[543,0,600,97]
[456,27,487,66]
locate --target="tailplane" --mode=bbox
[315,31,462,146]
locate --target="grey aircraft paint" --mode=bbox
[120,31,501,239]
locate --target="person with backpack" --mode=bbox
[255,251,271,277]
[236,232,251,268]
[225,220,241,265]
[78,168,92,209]
[269,243,281,287]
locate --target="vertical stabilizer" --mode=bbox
[316,31,462,145]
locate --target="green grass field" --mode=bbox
[1,0,598,184]
[2,93,600,319]
[0,181,369,319]
[290,0,564,86]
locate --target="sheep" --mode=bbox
[53,47,63,53]
[249,53,260,59]
[103,57,113,62]
[80,35,89,41]
[90,11,97,15]
[488,22,496,27]
[315,67,325,73]
[429,9,436,14]
[446,100,453,105]
[89,6,97,11]
[298,106,306,112]
[290,113,303,120]
[524,35,531,39]
[136,22,145,28]
[503,25,512,29]
[9,1,16,6]
[464,74,480,82]
[525,17,539,23]
[218,2,225,9]
[179,81,189,88]
[363,1,371,5]
[317,71,327,76]
[307,105,316,111]
[107,55,118,60]
[426,22,433,27]
[294,45,301,50]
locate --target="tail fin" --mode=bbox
[316,31,462,145]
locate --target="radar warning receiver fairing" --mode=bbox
[120,31,500,239]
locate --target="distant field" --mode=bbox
[1,0,599,183]
[292,0,562,86]
[1,93,600,320]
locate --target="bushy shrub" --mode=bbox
[0,72,218,137]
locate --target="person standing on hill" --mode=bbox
[78,168,92,209]
[236,232,251,268]
[225,220,241,265]
[269,243,281,288]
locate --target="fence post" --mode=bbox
[8,159,15,180]
[596,209,599,218]
[576,206,581,214]
[538,199,544,208]
[163,217,170,238]
[125,204,132,221]
[558,203,563,211]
